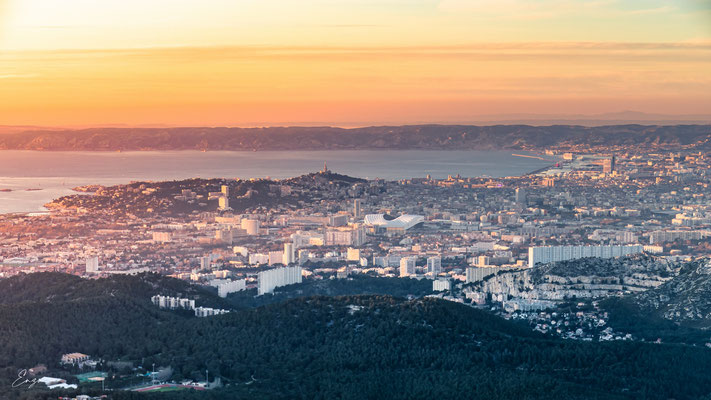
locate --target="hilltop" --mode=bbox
[0,271,231,308]
[44,171,366,217]
[468,254,676,303]
[0,124,710,152]
[4,273,711,399]
[604,259,711,330]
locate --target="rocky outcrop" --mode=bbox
[466,255,675,303]
[631,259,711,325]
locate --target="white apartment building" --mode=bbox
[427,256,442,275]
[433,278,451,292]
[528,244,644,268]
[399,256,416,277]
[258,266,303,295]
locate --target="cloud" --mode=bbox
[316,24,383,28]
[436,0,677,19]
[0,73,37,79]
[438,0,614,12]
[0,0,9,41]
[614,5,676,15]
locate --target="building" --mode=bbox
[528,244,643,268]
[216,229,233,245]
[354,199,362,217]
[466,266,504,283]
[151,295,196,310]
[329,214,348,227]
[194,307,230,317]
[291,230,324,248]
[60,353,90,365]
[427,256,442,275]
[38,377,77,390]
[602,155,615,174]
[672,213,711,226]
[268,251,283,266]
[216,279,247,297]
[399,256,416,277]
[249,253,269,265]
[283,243,295,265]
[364,214,424,234]
[241,219,260,235]
[258,266,303,295]
[85,257,99,274]
[347,247,361,262]
[644,245,664,254]
[325,225,365,246]
[221,185,229,197]
[649,230,710,244]
[28,365,47,376]
[433,278,452,292]
[218,196,230,211]
[515,188,527,205]
[152,295,227,317]
[337,266,352,279]
[152,231,172,243]
[298,249,310,265]
[373,254,402,268]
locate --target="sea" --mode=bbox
[0,150,557,214]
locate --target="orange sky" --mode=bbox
[0,1,710,126]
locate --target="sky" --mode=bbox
[0,0,710,127]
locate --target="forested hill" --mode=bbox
[602,259,711,339]
[4,274,711,399]
[0,272,230,308]
[0,124,709,151]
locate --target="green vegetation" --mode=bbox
[3,273,711,399]
[225,275,434,309]
[0,272,231,309]
[600,297,711,345]
[600,259,711,340]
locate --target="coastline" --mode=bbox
[526,164,556,176]
[0,150,554,214]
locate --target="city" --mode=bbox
[3,144,711,397]
[2,149,711,317]
[2,0,711,398]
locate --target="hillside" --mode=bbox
[4,273,711,399]
[0,272,230,308]
[44,172,365,217]
[467,255,675,303]
[605,259,711,329]
[225,275,435,309]
[0,124,709,151]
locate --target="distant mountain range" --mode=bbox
[0,124,710,151]
[460,111,711,126]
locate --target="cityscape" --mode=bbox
[3,143,711,397]
[2,0,711,399]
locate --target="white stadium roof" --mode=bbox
[363,214,424,230]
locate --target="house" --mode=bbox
[60,353,90,365]
[38,376,78,390]
[28,364,47,376]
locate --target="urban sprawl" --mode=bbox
[2,151,711,344]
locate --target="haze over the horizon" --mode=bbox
[0,0,710,127]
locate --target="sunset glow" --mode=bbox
[1,0,710,126]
